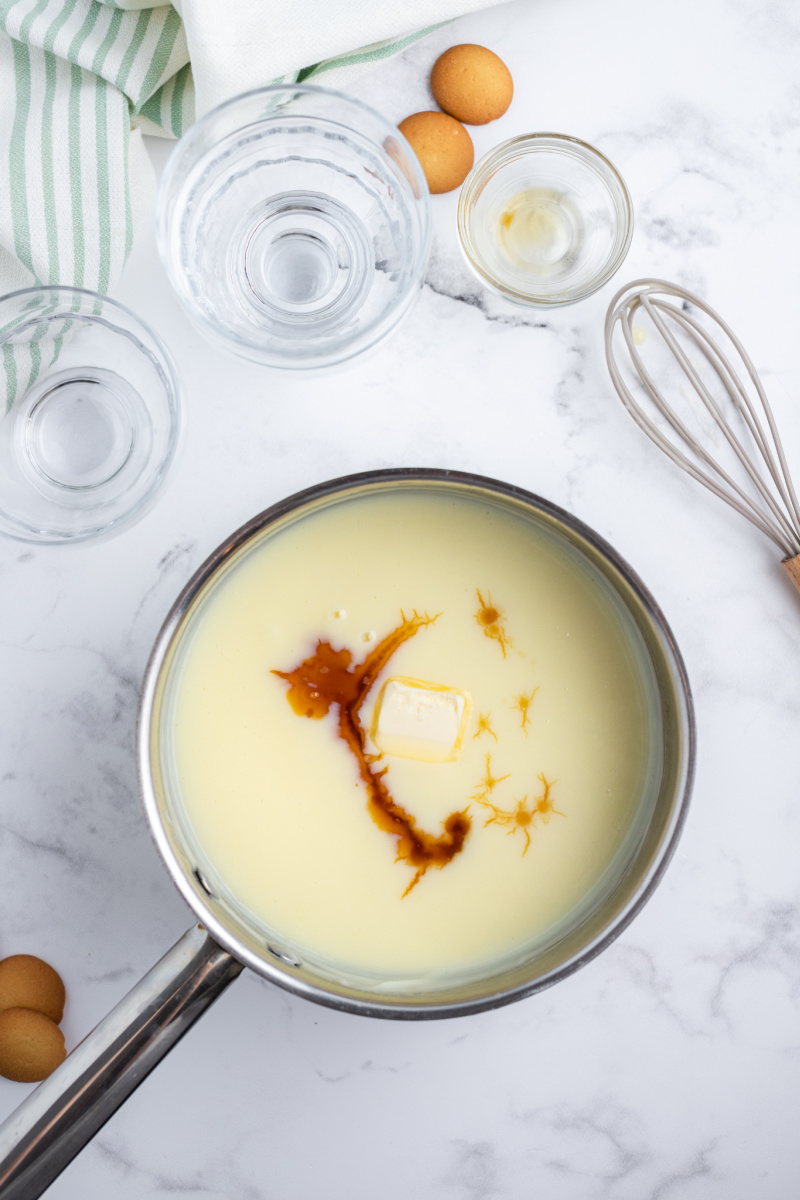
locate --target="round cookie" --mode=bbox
[431,44,513,126]
[0,954,66,1024]
[398,111,474,195]
[0,1008,66,1083]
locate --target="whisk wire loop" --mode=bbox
[640,298,800,550]
[605,279,800,560]
[645,294,800,531]
[613,303,784,547]
[614,315,783,547]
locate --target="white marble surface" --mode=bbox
[3,0,800,1195]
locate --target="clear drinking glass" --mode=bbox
[0,287,180,544]
[458,134,633,308]
[157,85,431,371]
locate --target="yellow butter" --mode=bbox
[371,676,471,763]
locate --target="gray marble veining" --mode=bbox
[2,0,800,1196]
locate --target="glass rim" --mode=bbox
[156,82,432,370]
[457,132,634,308]
[0,284,179,357]
[139,467,695,1019]
[0,284,182,545]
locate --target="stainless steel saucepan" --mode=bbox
[0,469,695,1198]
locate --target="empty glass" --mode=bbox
[458,134,633,308]
[156,84,431,371]
[0,287,180,544]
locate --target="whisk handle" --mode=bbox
[782,555,800,597]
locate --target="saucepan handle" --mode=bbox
[0,924,242,1199]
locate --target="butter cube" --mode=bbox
[370,676,471,763]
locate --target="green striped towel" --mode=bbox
[0,0,499,305]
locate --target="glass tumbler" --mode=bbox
[0,287,180,544]
[458,134,633,308]
[156,84,431,371]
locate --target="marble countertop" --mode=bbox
[3,0,800,1196]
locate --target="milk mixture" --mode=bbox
[171,490,655,978]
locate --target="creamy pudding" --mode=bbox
[168,488,659,980]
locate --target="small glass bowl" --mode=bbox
[457,133,633,308]
[157,84,431,371]
[0,287,180,544]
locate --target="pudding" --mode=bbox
[168,488,659,981]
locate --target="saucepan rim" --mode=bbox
[136,467,695,1019]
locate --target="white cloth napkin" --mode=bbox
[0,0,501,309]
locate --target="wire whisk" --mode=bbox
[605,278,800,594]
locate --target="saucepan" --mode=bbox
[0,469,695,1198]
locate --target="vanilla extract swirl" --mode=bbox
[272,611,471,896]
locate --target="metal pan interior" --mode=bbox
[138,469,694,1019]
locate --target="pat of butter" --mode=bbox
[371,676,472,763]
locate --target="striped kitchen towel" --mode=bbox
[0,0,501,305]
